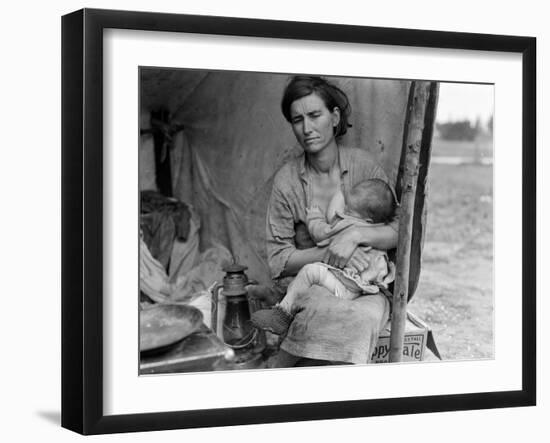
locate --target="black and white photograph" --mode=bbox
[137,68,494,373]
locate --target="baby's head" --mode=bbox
[346,179,396,224]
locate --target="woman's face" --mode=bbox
[289,93,340,155]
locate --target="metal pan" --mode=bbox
[140,304,203,352]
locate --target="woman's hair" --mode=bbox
[281,75,352,138]
[347,178,396,224]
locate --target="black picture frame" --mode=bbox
[61,8,536,435]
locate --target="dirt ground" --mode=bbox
[408,138,494,361]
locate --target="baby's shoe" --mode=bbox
[251,306,292,335]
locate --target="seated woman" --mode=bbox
[262,75,399,366]
[252,178,397,335]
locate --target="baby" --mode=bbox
[252,178,397,335]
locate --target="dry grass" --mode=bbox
[409,145,494,361]
[431,136,493,159]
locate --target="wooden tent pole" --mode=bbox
[389,81,433,363]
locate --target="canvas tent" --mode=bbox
[141,70,429,282]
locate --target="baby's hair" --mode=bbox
[347,178,396,224]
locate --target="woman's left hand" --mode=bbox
[324,229,360,269]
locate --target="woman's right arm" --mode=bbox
[266,182,327,279]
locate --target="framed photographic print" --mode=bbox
[61,8,536,435]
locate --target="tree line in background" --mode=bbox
[436,115,493,141]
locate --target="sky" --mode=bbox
[436,82,494,124]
